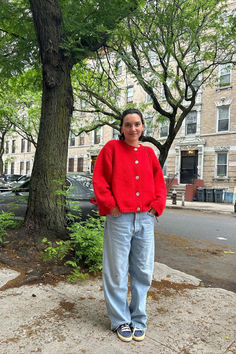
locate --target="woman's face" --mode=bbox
[121,113,144,146]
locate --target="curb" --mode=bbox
[165,204,236,216]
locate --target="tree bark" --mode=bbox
[0,129,7,175]
[25,0,73,239]
[0,157,3,175]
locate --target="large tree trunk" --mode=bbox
[25,0,73,239]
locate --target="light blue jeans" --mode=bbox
[103,212,155,331]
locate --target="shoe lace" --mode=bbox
[133,327,143,333]
[121,324,131,332]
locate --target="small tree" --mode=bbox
[0,88,16,174]
[6,70,42,148]
[73,0,236,167]
[0,71,42,175]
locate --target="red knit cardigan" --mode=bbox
[92,140,166,216]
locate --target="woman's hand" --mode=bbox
[148,208,157,216]
[110,206,120,217]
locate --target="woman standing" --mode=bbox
[93,108,166,342]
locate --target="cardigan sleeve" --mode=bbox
[92,144,117,216]
[148,148,167,217]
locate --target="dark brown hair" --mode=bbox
[119,108,145,141]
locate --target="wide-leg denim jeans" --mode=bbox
[103,212,155,331]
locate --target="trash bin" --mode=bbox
[214,189,224,203]
[205,189,214,202]
[197,188,206,202]
[224,191,233,203]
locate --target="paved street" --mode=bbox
[155,206,236,292]
[158,207,236,247]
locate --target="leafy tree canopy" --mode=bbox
[0,0,143,147]
[73,0,236,166]
[0,0,143,78]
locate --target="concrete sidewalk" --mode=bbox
[0,202,236,353]
[0,262,236,354]
[166,199,236,215]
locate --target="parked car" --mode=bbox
[0,181,11,193]
[5,174,22,182]
[0,174,97,222]
[0,174,23,193]
[8,174,31,189]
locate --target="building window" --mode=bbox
[79,134,85,145]
[219,64,231,87]
[217,106,229,132]
[27,141,31,152]
[68,158,74,172]
[185,111,197,135]
[115,93,121,107]
[70,133,75,146]
[81,99,86,109]
[161,78,171,100]
[77,158,84,172]
[11,162,14,174]
[21,139,25,153]
[149,50,157,66]
[5,141,9,153]
[112,128,119,140]
[159,122,169,138]
[192,76,201,91]
[4,164,8,174]
[127,86,134,103]
[116,58,122,75]
[91,156,97,173]
[162,162,167,177]
[216,152,227,177]
[94,129,101,144]
[12,140,16,153]
[20,161,24,175]
[26,161,30,174]
[146,93,152,103]
[145,116,154,136]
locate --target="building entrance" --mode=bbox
[91,155,97,173]
[180,150,198,184]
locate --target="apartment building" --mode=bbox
[3,37,236,207]
[3,61,236,199]
[167,63,236,193]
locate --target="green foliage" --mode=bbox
[68,213,104,273]
[0,0,38,78]
[41,238,73,263]
[0,212,20,244]
[72,0,236,167]
[64,260,89,282]
[0,0,142,76]
[58,0,143,60]
[0,70,41,156]
[41,212,105,282]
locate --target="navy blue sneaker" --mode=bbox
[116,323,132,342]
[132,327,145,341]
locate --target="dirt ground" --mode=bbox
[0,227,72,291]
[1,227,236,294]
[1,228,236,353]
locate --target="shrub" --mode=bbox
[0,212,20,243]
[68,213,104,274]
[41,211,105,282]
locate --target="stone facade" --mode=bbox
[3,64,236,197]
